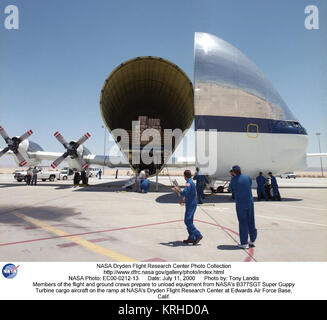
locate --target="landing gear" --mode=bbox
[216,186,225,193]
[73,172,81,185]
[210,185,225,193]
[73,171,89,185]
[81,171,88,185]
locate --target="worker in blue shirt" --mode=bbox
[193,167,209,204]
[256,172,268,201]
[268,172,281,201]
[140,178,150,193]
[229,165,257,249]
[139,169,150,193]
[174,170,203,245]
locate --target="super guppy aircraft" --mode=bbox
[1,32,324,187]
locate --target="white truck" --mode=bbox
[13,169,60,182]
[38,169,60,182]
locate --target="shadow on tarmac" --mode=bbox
[71,179,174,193]
[160,241,202,247]
[155,193,303,204]
[0,205,83,225]
[0,182,74,190]
[160,241,190,247]
[217,245,243,251]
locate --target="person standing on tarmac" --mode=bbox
[26,167,33,186]
[193,167,209,204]
[256,172,268,201]
[268,172,281,201]
[174,170,203,245]
[229,165,257,249]
[98,169,102,180]
[31,167,39,186]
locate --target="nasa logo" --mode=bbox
[2,263,19,279]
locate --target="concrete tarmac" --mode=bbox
[0,174,326,262]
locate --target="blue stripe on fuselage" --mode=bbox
[194,115,307,135]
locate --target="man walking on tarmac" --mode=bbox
[229,165,257,249]
[193,167,209,204]
[174,170,203,245]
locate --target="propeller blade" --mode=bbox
[15,151,28,167]
[75,132,91,148]
[54,132,69,149]
[51,152,69,169]
[0,147,10,158]
[0,126,10,143]
[77,156,89,171]
[19,130,33,142]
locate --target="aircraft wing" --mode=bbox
[30,152,130,168]
[28,151,63,162]
[84,154,130,168]
[307,153,327,158]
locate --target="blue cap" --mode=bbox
[232,165,241,172]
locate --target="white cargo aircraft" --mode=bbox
[0,32,326,189]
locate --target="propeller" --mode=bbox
[51,131,91,171]
[0,126,33,166]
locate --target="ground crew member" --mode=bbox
[193,167,209,204]
[26,167,33,185]
[174,170,203,245]
[268,172,281,201]
[229,165,257,249]
[256,172,268,201]
[138,170,147,192]
[98,169,102,180]
[140,179,150,193]
[31,167,39,186]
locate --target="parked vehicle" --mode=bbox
[13,169,60,182]
[38,170,60,182]
[280,172,296,179]
[13,169,27,182]
[88,168,101,177]
[59,169,74,181]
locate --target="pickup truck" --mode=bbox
[59,169,75,181]
[13,170,27,182]
[13,169,60,182]
[38,170,60,182]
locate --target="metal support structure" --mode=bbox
[156,172,159,192]
[316,133,324,177]
[102,125,107,175]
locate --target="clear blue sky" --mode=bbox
[0,0,326,167]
